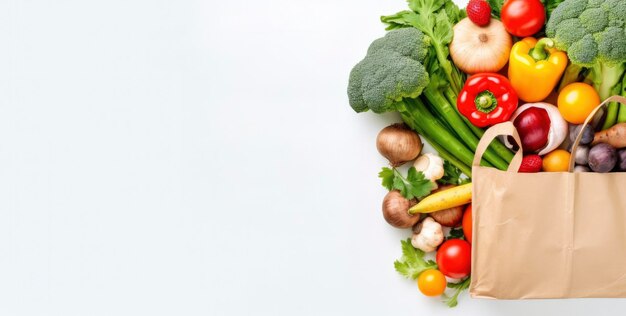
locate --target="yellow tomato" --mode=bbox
[558,83,600,124]
[542,149,571,172]
[417,269,447,297]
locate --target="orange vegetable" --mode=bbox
[592,123,626,149]
[462,204,473,244]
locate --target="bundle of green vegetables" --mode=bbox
[347,0,514,177]
[347,0,626,308]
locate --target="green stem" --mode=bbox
[444,277,471,308]
[620,76,626,124]
[617,104,626,124]
[423,89,509,170]
[433,43,462,94]
[603,103,619,129]
[444,88,483,139]
[558,63,583,92]
[396,99,476,168]
[474,91,497,113]
[407,116,473,176]
[528,38,555,61]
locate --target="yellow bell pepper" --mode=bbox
[508,37,568,102]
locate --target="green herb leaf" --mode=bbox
[380,10,413,30]
[443,277,471,308]
[443,0,465,23]
[394,239,438,279]
[378,167,395,190]
[407,0,445,17]
[486,0,504,18]
[543,0,565,19]
[433,11,453,47]
[440,160,462,185]
[448,227,465,240]
[404,167,435,200]
[379,167,434,200]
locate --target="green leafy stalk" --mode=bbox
[404,11,463,94]
[394,238,438,279]
[382,0,465,94]
[380,10,413,30]
[443,277,471,308]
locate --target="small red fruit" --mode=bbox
[436,239,472,279]
[519,155,543,173]
[466,0,492,26]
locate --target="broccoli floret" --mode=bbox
[347,28,430,113]
[547,0,626,100]
[578,8,607,33]
[367,28,430,63]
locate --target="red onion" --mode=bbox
[508,103,568,155]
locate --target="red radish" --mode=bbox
[519,155,542,173]
[467,0,492,26]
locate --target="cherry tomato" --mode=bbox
[462,204,473,244]
[501,0,545,37]
[542,149,571,172]
[417,269,447,297]
[436,239,471,279]
[558,83,601,124]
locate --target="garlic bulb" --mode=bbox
[413,153,445,183]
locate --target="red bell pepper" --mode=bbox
[457,73,519,128]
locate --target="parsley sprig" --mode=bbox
[440,160,471,186]
[378,167,435,200]
[443,277,471,307]
[394,239,438,279]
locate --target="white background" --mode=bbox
[0,0,623,315]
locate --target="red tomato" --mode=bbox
[501,0,546,37]
[436,239,471,279]
[462,204,472,243]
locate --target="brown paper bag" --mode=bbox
[470,96,626,299]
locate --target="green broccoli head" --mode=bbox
[546,0,626,67]
[347,28,430,113]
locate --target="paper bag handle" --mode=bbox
[473,122,524,172]
[568,95,626,172]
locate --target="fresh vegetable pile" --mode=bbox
[347,0,626,308]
